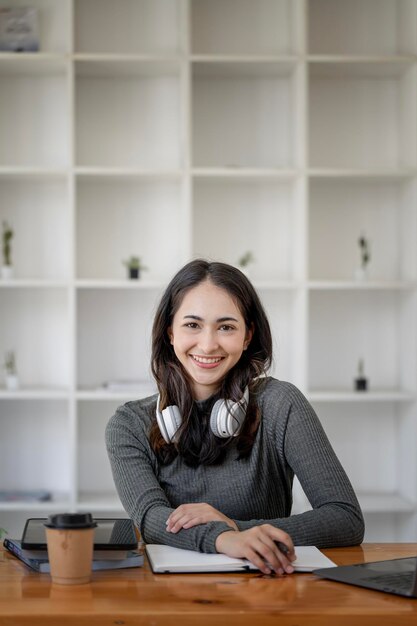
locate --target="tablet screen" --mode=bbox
[21,517,138,550]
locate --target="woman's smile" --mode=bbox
[190,354,225,368]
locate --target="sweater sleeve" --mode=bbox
[235,384,365,548]
[105,404,232,553]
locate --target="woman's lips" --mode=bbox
[190,355,225,369]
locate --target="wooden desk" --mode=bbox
[1,544,416,625]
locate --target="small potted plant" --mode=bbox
[354,358,368,391]
[123,256,147,280]
[355,232,371,281]
[237,251,255,278]
[4,351,19,390]
[1,220,14,280]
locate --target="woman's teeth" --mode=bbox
[192,356,222,364]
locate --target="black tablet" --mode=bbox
[21,517,138,550]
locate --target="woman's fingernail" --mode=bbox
[286,565,294,574]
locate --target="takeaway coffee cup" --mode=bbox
[45,513,97,585]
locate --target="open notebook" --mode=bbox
[146,544,335,574]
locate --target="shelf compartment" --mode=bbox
[0,400,71,495]
[77,289,159,389]
[0,288,70,388]
[192,178,302,282]
[308,0,417,56]
[309,178,417,282]
[257,289,303,386]
[74,0,183,55]
[0,177,70,280]
[76,178,185,281]
[191,0,300,56]
[75,63,183,169]
[309,63,417,170]
[192,61,299,169]
[308,290,417,393]
[0,71,69,168]
[314,401,417,507]
[77,401,127,503]
[1,0,73,54]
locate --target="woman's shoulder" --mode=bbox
[255,376,306,406]
[106,392,158,436]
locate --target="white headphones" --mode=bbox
[156,387,249,443]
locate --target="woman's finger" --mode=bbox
[244,547,273,575]
[167,513,193,533]
[256,536,294,574]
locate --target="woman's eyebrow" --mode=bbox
[183,315,239,323]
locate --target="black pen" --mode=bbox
[276,541,290,556]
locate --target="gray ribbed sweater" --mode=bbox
[105,378,364,553]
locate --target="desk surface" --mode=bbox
[1,543,417,625]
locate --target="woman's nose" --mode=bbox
[198,329,219,353]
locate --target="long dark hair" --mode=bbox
[150,259,273,466]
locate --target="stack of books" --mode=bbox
[3,538,144,573]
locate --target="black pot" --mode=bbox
[129,268,140,279]
[354,377,368,391]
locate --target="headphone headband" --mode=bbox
[156,387,249,443]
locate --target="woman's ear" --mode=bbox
[244,323,254,349]
[167,327,173,345]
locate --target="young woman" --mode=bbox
[106,259,364,575]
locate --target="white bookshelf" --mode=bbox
[0,0,416,542]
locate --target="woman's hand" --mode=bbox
[215,525,296,576]
[166,503,238,533]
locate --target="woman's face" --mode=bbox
[168,280,253,401]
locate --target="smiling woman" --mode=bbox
[106,259,364,576]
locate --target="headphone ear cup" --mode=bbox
[210,391,248,438]
[210,399,228,437]
[156,396,182,443]
[162,405,182,443]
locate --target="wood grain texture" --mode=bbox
[1,544,417,625]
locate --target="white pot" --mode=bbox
[1,265,14,280]
[5,374,19,391]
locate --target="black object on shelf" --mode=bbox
[354,358,368,391]
[355,377,368,391]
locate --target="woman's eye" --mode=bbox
[219,324,235,332]
[185,322,199,329]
